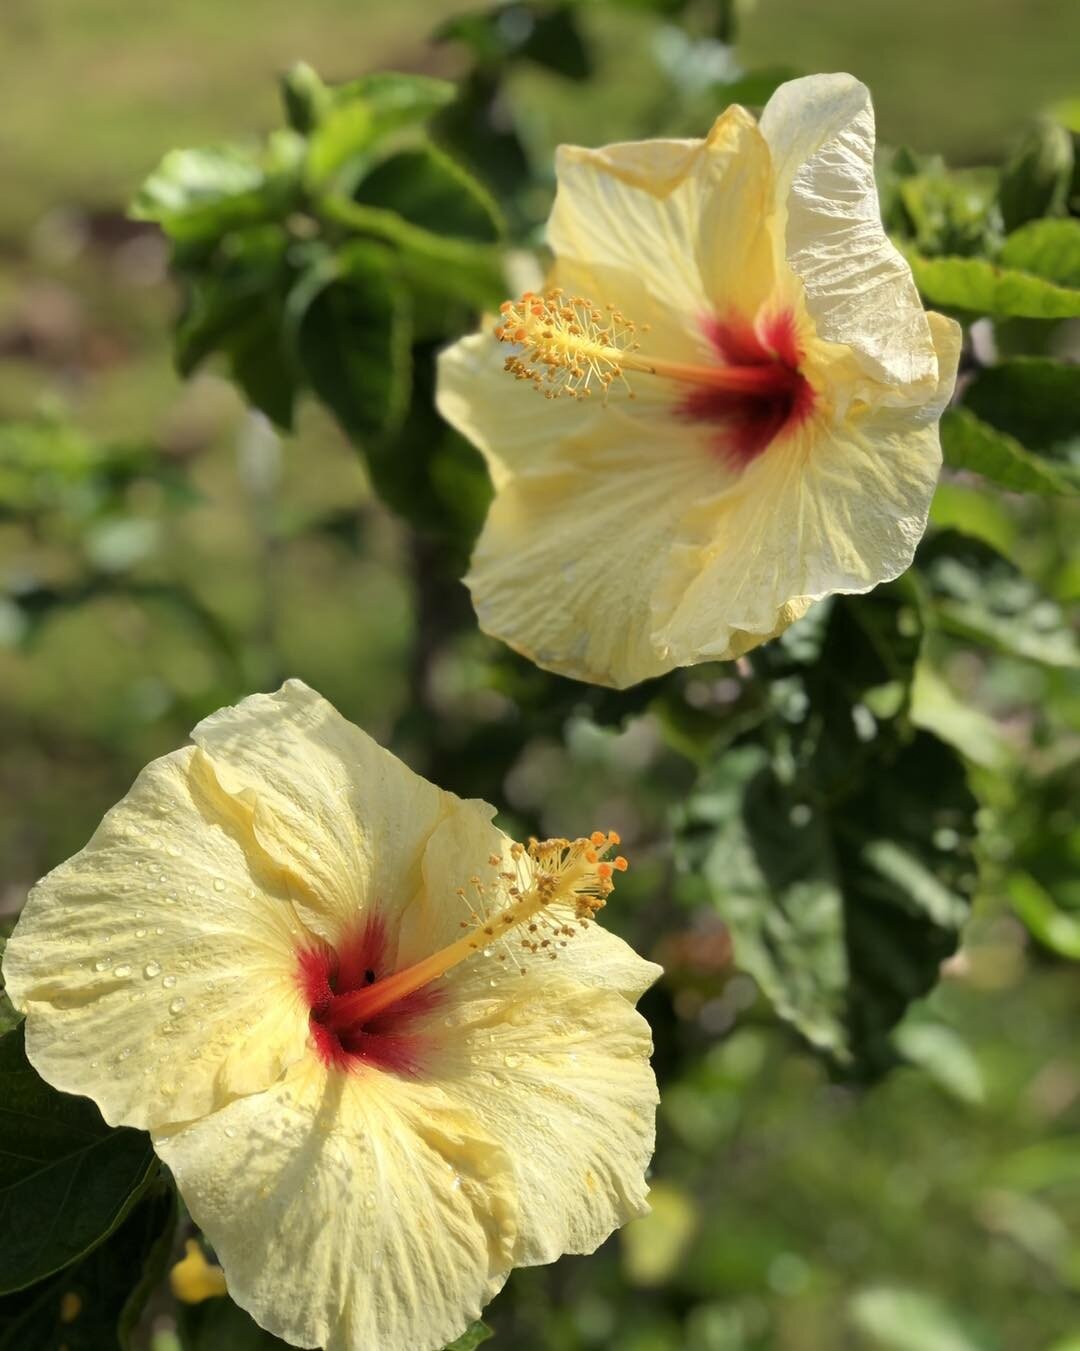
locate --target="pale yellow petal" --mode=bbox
[1,747,310,1131]
[190,679,453,947]
[429,972,658,1265]
[396,805,663,1001]
[465,414,735,688]
[549,105,776,326]
[436,330,605,489]
[759,73,936,387]
[653,311,961,663]
[154,1059,518,1351]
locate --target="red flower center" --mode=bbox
[681,311,815,467]
[298,916,439,1076]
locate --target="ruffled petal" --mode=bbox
[653,311,961,662]
[154,1060,518,1351]
[190,680,453,947]
[1,747,310,1131]
[465,411,736,688]
[429,971,657,1266]
[759,73,936,387]
[549,105,777,326]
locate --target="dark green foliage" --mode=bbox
[177,1296,304,1350]
[0,1024,158,1295]
[0,1184,176,1350]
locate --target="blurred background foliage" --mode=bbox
[1,1,1079,1349]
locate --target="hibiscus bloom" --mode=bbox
[437,73,960,688]
[2,681,659,1351]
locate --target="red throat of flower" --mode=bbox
[495,291,815,468]
[297,833,627,1078]
[683,311,816,467]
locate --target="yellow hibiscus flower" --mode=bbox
[2,680,659,1351]
[437,73,961,688]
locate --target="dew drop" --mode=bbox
[503,1053,521,1069]
[165,893,177,904]
[155,927,164,935]
[135,928,147,939]
[113,964,132,978]
[169,996,186,1014]
[144,961,162,979]
[482,946,495,958]
[163,975,177,989]
[93,959,109,973]
[224,1126,237,1139]
[119,1047,132,1061]
[212,878,225,893]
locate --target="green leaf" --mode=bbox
[910,652,1011,772]
[131,138,302,244]
[898,166,1001,257]
[354,145,502,243]
[998,118,1074,231]
[919,531,1080,667]
[0,1023,158,1294]
[892,1018,985,1104]
[290,243,411,446]
[849,1286,1000,1351]
[962,356,1080,453]
[904,249,1080,317]
[177,1295,299,1350]
[330,71,456,130]
[0,1184,176,1351]
[940,406,1079,495]
[1000,218,1080,288]
[443,1322,494,1351]
[1008,872,1080,960]
[678,594,976,1070]
[929,482,1019,560]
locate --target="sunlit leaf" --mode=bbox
[849,1285,999,1351]
[940,407,1078,495]
[904,250,1080,317]
[1000,218,1080,288]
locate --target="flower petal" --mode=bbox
[190,680,452,947]
[1,747,310,1131]
[154,1060,518,1351]
[429,972,658,1266]
[653,311,961,662]
[465,412,735,688]
[760,73,936,387]
[396,805,663,1001]
[548,105,776,326]
[436,330,604,490]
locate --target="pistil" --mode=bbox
[310,833,627,1046]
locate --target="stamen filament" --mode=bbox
[494,288,800,403]
[321,891,548,1029]
[319,833,626,1031]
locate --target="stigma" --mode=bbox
[299,833,628,1073]
[495,287,816,464]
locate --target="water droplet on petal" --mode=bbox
[224,1126,236,1139]
[163,975,177,988]
[213,878,225,893]
[169,997,186,1014]
[93,959,109,973]
[503,1053,521,1069]
[135,928,147,939]
[144,961,162,979]
[113,964,132,978]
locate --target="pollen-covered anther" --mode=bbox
[494,288,641,401]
